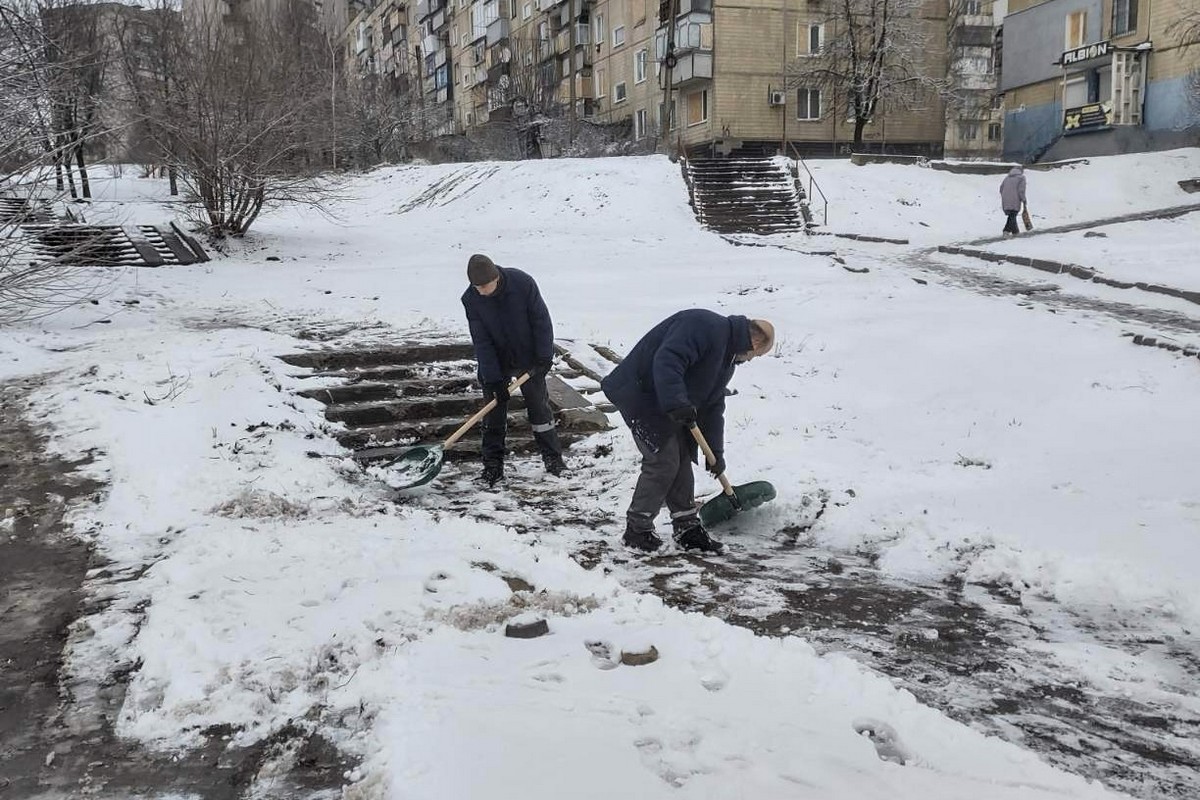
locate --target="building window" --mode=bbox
[1065,10,1086,50]
[686,88,708,125]
[962,0,981,14]
[1112,0,1137,35]
[958,121,980,140]
[613,25,625,47]
[522,2,531,19]
[796,88,820,120]
[634,48,647,83]
[561,55,570,78]
[987,122,1002,141]
[595,66,606,97]
[992,93,1004,110]
[614,80,627,102]
[593,13,605,44]
[798,22,823,55]
[657,100,676,131]
[635,108,647,139]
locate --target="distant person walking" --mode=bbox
[1000,165,1027,237]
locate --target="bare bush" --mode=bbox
[121,0,340,237]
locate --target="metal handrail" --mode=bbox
[788,142,828,227]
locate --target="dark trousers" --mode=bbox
[1003,211,1020,234]
[481,375,562,465]
[626,425,696,532]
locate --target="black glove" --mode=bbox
[531,358,553,378]
[484,381,510,403]
[706,452,727,478]
[667,405,697,426]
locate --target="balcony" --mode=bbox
[553,23,588,53]
[415,0,444,21]
[670,50,711,87]
[659,0,710,23]
[486,17,509,46]
[559,72,594,102]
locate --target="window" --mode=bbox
[635,108,647,139]
[657,100,676,131]
[522,1,531,19]
[614,80,627,102]
[1112,0,1137,35]
[593,13,605,44]
[595,66,606,97]
[962,54,993,74]
[958,121,980,140]
[962,0,982,14]
[798,22,823,55]
[686,88,708,125]
[1064,74,1088,107]
[796,88,820,120]
[562,55,570,78]
[992,93,1003,110]
[634,48,647,83]
[987,122,1002,141]
[613,25,625,47]
[1065,10,1086,50]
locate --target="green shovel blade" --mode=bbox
[384,445,445,490]
[698,480,777,527]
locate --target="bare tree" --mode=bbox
[786,0,944,149]
[0,1,113,324]
[1169,8,1200,134]
[126,0,339,237]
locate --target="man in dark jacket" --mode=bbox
[462,254,565,485]
[601,310,775,554]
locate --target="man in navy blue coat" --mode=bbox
[462,254,565,485]
[602,310,774,553]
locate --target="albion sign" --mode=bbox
[1062,40,1110,66]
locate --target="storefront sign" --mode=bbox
[1062,40,1110,66]
[1063,101,1113,133]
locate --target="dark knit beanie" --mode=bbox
[467,254,499,285]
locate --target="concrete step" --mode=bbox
[352,431,588,464]
[298,376,477,404]
[325,392,524,427]
[279,344,476,370]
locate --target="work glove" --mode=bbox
[484,381,510,403]
[531,358,553,378]
[667,405,697,426]
[706,452,727,478]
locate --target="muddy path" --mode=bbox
[0,379,348,800]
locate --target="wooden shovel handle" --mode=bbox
[443,372,532,449]
[687,423,736,497]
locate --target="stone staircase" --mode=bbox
[281,343,612,465]
[683,157,812,235]
[19,222,209,267]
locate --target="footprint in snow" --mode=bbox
[852,718,911,766]
[585,639,620,670]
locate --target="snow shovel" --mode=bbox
[1021,205,1034,231]
[384,372,531,490]
[688,423,776,527]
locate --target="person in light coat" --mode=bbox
[1000,165,1027,236]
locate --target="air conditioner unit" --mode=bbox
[768,90,786,106]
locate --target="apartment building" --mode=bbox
[335,0,962,156]
[944,0,1006,158]
[1000,0,1200,161]
[577,0,950,156]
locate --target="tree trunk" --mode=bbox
[74,138,91,199]
[853,117,867,150]
[168,164,178,196]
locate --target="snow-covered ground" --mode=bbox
[804,149,1200,245]
[986,211,1200,294]
[3,149,1200,799]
